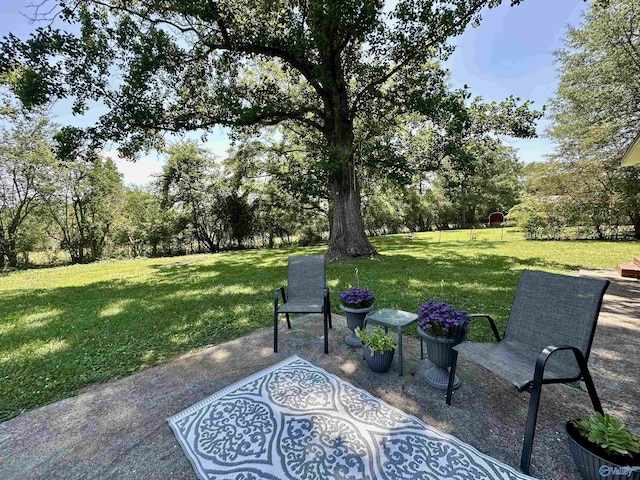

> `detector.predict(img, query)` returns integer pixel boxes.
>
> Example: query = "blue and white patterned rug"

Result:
[168,356,536,480]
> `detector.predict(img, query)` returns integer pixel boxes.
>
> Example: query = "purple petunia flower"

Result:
[418,299,469,338]
[339,288,375,309]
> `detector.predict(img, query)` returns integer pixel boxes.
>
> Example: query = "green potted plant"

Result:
[417,299,470,390]
[567,412,640,480]
[339,287,375,347]
[355,326,396,373]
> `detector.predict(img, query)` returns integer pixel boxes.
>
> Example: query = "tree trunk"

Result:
[326,166,376,261]
[323,80,376,261]
[7,251,18,268]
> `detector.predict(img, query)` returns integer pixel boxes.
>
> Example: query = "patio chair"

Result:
[446,269,609,474]
[273,255,332,354]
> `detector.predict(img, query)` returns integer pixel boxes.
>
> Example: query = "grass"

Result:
[1,228,638,421]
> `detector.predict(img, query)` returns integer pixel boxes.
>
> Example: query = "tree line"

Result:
[0,101,523,268]
[0,0,541,261]
[508,0,640,241]
[2,0,638,266]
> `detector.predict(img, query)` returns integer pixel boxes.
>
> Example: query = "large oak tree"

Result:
[1,0,539,260]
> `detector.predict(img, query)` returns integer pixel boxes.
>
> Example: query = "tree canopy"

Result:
[0,0,541,259]
[548,0,640,238]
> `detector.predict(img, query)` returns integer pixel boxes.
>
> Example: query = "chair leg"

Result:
[446,350,459,405]
[581,367,604,415]
[274,310,279,353]
[520,378,543,474]
[286,313,291,329]
[323,311,329,354]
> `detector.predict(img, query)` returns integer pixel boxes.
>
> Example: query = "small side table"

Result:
[364,308,419,376]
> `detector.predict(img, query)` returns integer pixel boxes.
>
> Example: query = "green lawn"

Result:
[1,228,638,421]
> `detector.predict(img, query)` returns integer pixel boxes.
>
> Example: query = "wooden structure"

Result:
[618,256,640,279]
[488,211,504,227]
[622,133,640,166]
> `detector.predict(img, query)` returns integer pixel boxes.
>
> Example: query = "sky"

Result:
[0,0,588,186]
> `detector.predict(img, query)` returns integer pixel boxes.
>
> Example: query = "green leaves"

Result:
[355,326,396,353]
[579,413,640,457]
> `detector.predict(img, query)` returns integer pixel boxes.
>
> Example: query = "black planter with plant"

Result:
[567,412,640,480]
[355,326,396,373]
[417,299,470,390]
[339,287,375,348]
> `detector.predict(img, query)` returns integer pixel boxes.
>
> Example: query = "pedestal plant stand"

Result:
[417,299,470,390]
[338,287,375,348]
[418,326,465,390]
[341,305,374,347]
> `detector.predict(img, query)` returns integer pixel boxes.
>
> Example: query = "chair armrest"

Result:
[274,287,286,309]
[533,345,588,386]
[468,314,502,342]
[534,345,604,414]
[323,287,330,311]
[452,313,473,344]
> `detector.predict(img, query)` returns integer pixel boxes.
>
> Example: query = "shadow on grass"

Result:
[0,241,622,422]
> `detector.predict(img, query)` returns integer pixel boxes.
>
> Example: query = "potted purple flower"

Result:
[339,288,375,347]
[417,299,470,390]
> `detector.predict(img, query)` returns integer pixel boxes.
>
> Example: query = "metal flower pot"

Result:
[363,346,395,373]
[418,326,466,390]
[340,304,373,347]
[566,421,640,480]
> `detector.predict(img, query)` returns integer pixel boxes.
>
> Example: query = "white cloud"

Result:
[103,150,165,187]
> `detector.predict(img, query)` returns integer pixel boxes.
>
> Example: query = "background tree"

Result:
[0,104,55,267]
[549,0,640,238]
[114,186,178,257]
[161,142,227,254]
[437,139,521,227]
[46,128,123,263]
[0,0,541,260]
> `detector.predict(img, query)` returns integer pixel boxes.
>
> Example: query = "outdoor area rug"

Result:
[167,355,536,480]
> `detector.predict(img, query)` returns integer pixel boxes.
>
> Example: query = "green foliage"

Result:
[511,158,638,240]
[45,150,124,263]
[548,0,640,239]
[355,326,396,354]
[0,104,56,267]
[579,413,640,457]
[437,139,522,227]
[161,142,234,252]
[0,0,543,259]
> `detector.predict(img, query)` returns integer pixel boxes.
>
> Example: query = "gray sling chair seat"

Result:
[446,269,610,475]
[273,255,332,354]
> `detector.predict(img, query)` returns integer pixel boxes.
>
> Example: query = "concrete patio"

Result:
[0,270,638,480]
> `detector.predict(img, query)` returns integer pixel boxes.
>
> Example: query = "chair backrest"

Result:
[287,256,326,303]
[503,270,609,379]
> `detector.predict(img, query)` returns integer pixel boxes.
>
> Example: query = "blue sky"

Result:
[0,0,587,185]
[445,0,587,164]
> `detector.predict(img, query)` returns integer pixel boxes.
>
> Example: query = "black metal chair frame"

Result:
[273,277,332,354]
[446,307,605,475]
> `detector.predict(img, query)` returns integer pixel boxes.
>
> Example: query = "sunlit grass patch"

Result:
[0,230,637,421]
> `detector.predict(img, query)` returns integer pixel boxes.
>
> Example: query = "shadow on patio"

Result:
[0,269,637,480]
